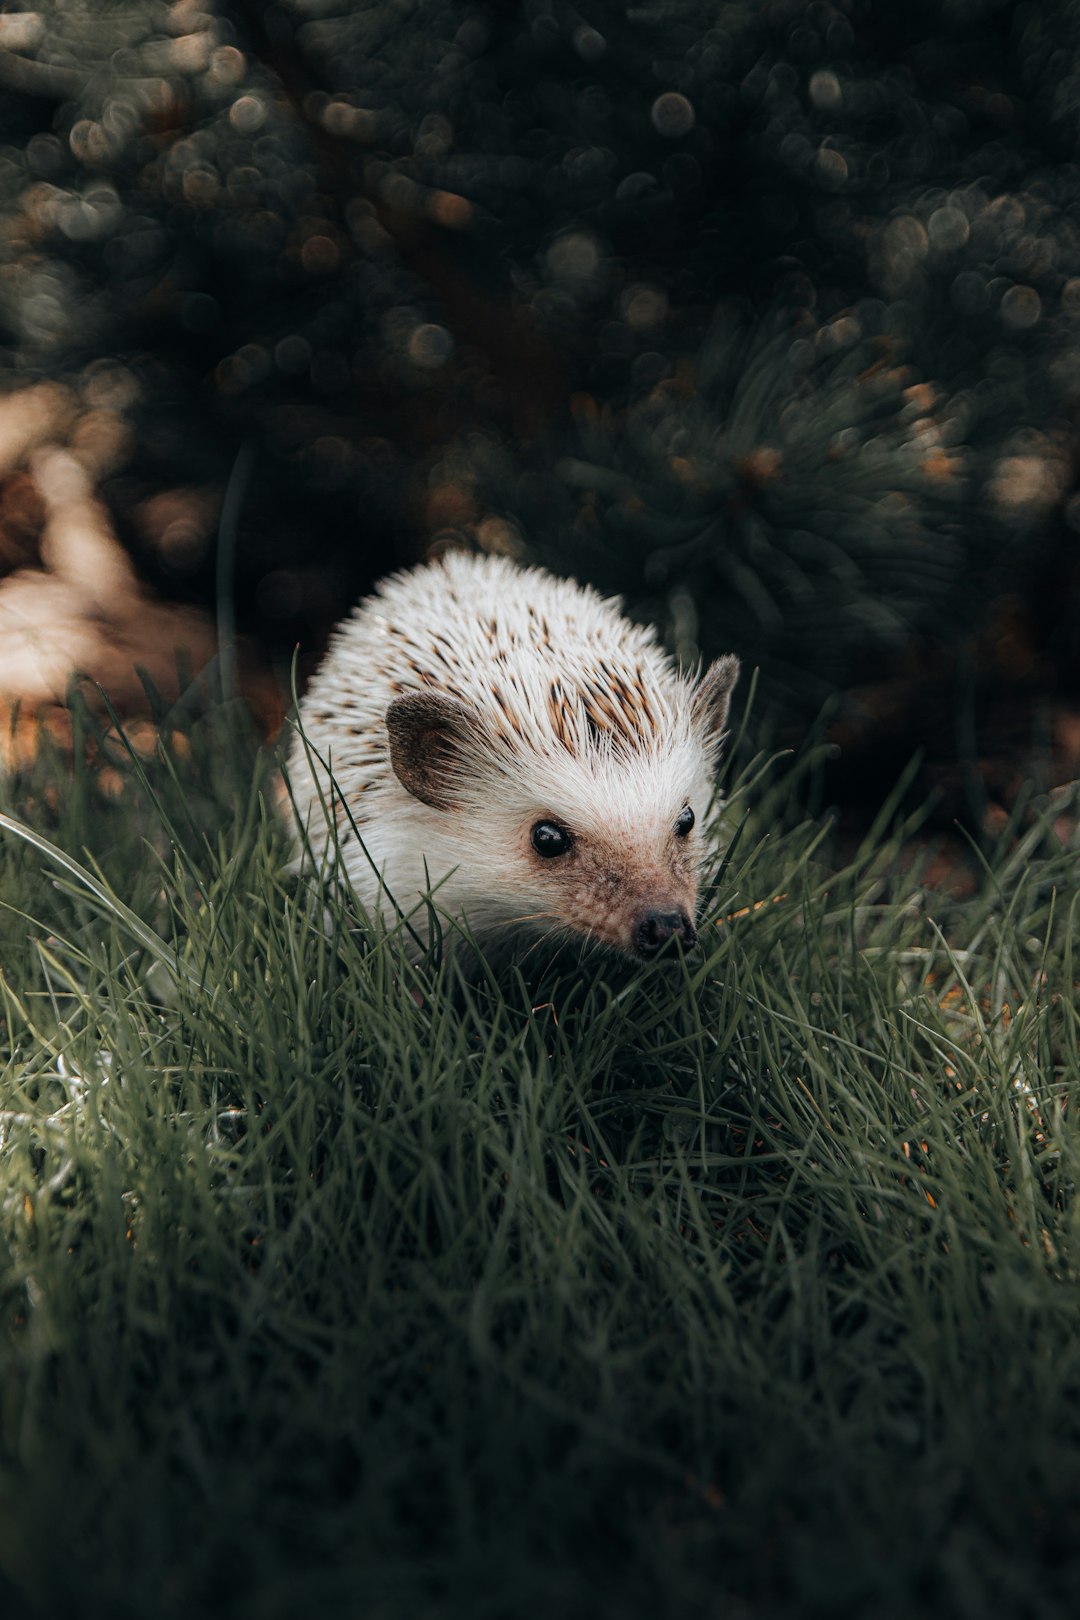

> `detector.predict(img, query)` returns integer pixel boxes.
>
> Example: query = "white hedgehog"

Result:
[287,550,739,961]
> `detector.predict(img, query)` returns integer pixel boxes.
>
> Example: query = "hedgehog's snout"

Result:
[633,908,697,960]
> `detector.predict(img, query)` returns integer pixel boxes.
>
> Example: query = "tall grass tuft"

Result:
[1,699,1079,1618]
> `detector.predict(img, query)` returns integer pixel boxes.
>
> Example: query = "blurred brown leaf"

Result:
[0,387,280,766]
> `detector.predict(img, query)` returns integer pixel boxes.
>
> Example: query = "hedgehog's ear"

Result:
[691,654,740,742]
[386,691,481,810]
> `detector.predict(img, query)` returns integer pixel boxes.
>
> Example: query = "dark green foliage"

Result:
[1,2,1079,706]
[2,715,1080,1617]
[514,307,972,704]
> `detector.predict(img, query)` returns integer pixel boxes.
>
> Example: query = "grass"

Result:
[1,698,1080,1618]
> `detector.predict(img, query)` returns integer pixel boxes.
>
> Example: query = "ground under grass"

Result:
[1,704,1079,1619]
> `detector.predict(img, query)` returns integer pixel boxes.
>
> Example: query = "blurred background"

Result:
[0,0,1078,847]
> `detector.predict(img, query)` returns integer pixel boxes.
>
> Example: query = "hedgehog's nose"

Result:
[634,909,697,959]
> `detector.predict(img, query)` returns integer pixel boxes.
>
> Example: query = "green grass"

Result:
[2,702,1080,1619]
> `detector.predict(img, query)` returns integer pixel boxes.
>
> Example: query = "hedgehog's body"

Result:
[288,551,738,961]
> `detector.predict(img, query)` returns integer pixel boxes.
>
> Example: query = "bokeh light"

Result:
[0,0,1076,793]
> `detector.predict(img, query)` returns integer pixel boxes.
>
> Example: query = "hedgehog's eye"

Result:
[531,820,572,858]
[674,806,695,838]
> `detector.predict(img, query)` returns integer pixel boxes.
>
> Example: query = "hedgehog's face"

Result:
[516,797,702,958]
[385,655,739,961]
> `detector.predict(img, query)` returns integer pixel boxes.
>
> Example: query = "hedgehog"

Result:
[287,550,739,962]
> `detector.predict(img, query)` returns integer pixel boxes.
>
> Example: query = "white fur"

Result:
[287,551,733,954]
